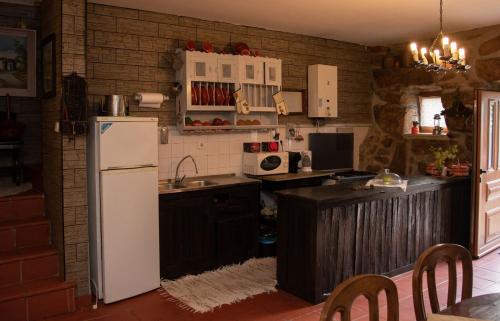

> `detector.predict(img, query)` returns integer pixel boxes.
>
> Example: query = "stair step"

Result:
[0,192,44,223]
[0,218,51,252]
[0,278,76,321]
[0,246,59,287]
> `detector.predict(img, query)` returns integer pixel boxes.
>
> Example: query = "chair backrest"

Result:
[320,274,399,321]
[412,243,473,321]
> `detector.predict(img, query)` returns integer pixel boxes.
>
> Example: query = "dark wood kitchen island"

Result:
[275,176,471,303]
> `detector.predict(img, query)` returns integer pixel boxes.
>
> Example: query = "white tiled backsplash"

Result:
[158,125,371,180]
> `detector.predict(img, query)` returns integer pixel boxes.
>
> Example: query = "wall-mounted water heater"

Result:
[307,64,338,118]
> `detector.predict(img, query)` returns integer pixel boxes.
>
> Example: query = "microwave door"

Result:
[260,155,282,172]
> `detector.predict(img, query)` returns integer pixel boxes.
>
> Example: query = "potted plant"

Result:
[427,145,459,177]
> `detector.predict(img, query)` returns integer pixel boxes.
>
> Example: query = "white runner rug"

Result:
[160,257,277,313]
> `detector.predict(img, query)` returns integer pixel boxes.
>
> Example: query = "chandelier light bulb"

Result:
[420,47,428,64]
[410,43,419,62]
[434,49,442,64]
[458,48,466,65]
[442,36,450,56]
[450,42,458,60]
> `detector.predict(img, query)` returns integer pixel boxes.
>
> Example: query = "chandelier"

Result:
[409,0,470,73]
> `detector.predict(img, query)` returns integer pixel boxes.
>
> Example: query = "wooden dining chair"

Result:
[412,243,473,321]
[320,274,399,321]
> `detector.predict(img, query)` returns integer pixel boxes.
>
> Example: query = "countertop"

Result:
[275,175,470,205]
[158,174,260,195]
[246,170,334,182]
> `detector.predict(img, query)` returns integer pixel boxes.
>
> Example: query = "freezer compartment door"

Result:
[98,120,158,170]
[100,166,160,303]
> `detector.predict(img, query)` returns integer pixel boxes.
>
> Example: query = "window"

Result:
[419,96,447,133]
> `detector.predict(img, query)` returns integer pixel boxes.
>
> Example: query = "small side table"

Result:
[0,141,24,186]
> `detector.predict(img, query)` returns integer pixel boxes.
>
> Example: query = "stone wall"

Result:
[0,2,42,165]
[85,3,372,126]
[360,24,500,175]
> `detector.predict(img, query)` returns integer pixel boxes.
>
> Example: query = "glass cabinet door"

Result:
[187,52,217,82]
[217,56,238,83]
[238,56,264,84]
[264,59,281,86]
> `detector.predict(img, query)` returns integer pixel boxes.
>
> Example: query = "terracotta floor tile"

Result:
[474,267,500,282]
[45,253,500,321]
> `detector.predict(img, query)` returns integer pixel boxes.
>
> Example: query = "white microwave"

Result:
[243,152,289,176]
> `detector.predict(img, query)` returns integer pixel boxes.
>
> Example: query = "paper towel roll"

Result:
[135,93,168,108]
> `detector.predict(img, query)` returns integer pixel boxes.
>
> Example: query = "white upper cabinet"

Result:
[264,58,282,86]
[238,56,264,84]
[185,51,218,82]
[217,55,238,83]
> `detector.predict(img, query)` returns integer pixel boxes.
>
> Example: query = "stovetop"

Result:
[331,170,377,181]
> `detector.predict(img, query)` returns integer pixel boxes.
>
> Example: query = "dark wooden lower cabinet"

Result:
[276,176,471,303]
[159,193,213,279]
[216,213,258,266]
[159,183,259,279]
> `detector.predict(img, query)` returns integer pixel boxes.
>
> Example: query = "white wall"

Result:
[158,124,371,180]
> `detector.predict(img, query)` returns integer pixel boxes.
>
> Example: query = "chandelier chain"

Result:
[440,0,443,32]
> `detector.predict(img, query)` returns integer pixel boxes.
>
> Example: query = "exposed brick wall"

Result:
[40,0,64,287]
[0,2,42,165]
[61,0,88,296]
[85,3,373,126]
[41,0,89,296]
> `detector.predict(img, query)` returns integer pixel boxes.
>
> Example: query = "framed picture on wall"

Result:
[41,33,56,98]
[0,27,36,97]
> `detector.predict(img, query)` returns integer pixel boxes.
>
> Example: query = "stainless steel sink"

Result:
[160,179,185,190]
[162,183,185,190]
[183,180,216,188]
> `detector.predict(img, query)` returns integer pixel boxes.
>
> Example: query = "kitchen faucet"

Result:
[175,155,198,183]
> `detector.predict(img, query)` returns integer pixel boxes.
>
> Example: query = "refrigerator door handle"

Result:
[106,164,156,170]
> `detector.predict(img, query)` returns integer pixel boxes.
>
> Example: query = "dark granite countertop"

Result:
[246,170,334,182]
[275,175,470,205]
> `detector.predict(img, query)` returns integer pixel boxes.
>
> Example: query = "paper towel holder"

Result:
[134,92,170,108]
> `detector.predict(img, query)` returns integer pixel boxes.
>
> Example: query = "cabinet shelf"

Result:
[183,125,234,131]
[187,105,236,112]
[234,124,279,130]
[181,124,278,133]
[249,107,277,113]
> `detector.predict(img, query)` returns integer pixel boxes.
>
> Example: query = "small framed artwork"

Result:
[41,33,56,98]
[282,89,307,114]
[0,27,36,97]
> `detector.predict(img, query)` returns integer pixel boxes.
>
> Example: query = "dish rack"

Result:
[174,50,282,133]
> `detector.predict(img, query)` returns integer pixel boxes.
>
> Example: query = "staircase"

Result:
[0,191,76,321]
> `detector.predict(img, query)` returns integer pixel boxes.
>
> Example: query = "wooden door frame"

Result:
[471,89,500,258]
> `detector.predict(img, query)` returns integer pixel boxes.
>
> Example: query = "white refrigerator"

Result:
[87,116,160,304]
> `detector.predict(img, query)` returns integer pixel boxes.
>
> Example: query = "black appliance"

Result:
[288,152,302,173]
[332,170,376,182]
[309,133,353,171]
